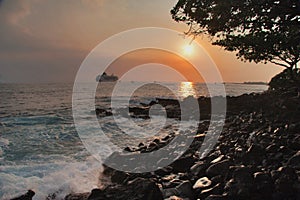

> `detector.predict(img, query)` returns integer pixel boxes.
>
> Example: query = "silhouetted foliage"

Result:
[171,0,300,70]
[269,68,300,91]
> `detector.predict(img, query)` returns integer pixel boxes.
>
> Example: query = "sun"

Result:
[183,45,193,55]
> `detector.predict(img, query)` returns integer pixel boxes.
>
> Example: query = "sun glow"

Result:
[183,45,194,55]
[179,82,196,98]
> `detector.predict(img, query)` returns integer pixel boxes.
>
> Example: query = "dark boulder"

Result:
[253,172,273,198]
[87,189,103,200]
[287,151,300,169]
[88,178,163,200]
[204,194,228,200]
[95,108,112,117]
[171,156,195,173]
[274,167,298,198]
[110,170,129,184]
[163,181,195,200]
[206,159,231,177]
[190,162,208,177]
[176,181,194,200]
[10,190,35,200]
[65,192,90,200]
[198,183,223,199]
[245,144,265,164]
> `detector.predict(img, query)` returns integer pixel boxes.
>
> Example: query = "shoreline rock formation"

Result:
[11,90,300,200]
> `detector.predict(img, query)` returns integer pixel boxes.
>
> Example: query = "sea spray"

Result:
[0,156,102,200]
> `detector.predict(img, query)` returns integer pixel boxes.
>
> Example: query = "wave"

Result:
[0,156,102,200]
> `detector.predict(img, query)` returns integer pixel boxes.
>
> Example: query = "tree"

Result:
[171,0,300,71]
[269,68,299,91]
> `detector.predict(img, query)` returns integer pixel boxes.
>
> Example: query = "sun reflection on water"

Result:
[179,82,196,98]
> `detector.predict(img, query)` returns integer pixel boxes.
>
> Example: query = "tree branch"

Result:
[269,60,290,68]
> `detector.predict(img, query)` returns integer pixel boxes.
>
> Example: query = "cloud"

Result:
[0,0,36,35]
[0,0,184,83]
[81,0,106,7]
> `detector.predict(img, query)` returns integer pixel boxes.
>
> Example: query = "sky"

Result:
[0,0,283,83]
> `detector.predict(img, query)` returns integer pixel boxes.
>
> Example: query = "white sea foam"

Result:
[0,138,9,159]
[0,156,102,200]
[0,138,9,146]
[0,147,3,158]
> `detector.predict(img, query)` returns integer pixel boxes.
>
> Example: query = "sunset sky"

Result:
[0,0,283,83]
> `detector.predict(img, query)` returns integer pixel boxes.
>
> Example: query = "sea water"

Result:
[0,82,268,199]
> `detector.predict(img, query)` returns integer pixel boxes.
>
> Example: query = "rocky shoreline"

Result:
[12,90,300,200]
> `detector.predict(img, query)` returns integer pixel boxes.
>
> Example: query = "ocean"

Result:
[0,82,268,199]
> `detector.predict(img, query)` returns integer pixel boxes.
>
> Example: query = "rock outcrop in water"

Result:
[10,190,35,200]
[11,90,300,200]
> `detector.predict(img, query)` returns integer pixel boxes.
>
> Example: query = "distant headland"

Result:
[243,81,268,85]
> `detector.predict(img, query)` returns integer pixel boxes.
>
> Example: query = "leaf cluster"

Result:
[171,0,300,68]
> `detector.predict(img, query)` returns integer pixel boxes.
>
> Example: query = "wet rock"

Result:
[204,194,228,200]
[129,106,149,116]
[231,167,254,198]
[190,162,208,176]
[192,133,206,141]
[138,142,144,147]
[89,178,163,200]
[171,156,195,173]
[193,177,212,189]
[153,138,161,144]
[162,135,172,141]
[274,167,298,196]
[224,175,252,199]
[155,166,172,176]
[163,181,194,200]
[287,150,300,168]
[162,188,179,199]
[146,142,159,152]
[245,144,265,164]
[206,159,231,177]
[224,178,238,197]
[232,166,253,183]
[10,190,35,200]
[210,175,222,184]
[110,170,129,184]
[101,164,115,176]
[164,196,185,200]
[176,181,194,200]
[95,108,112,117]
[87,189,102,200]
[198,183,222,199]
[265,144,278,153]
[210,155,225,164]
[170,177,185,187]
[65,192,89,200]
[219,144,230,155]
[288,135,300,150]
[253,172,273,197]
[123,146,134,152]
